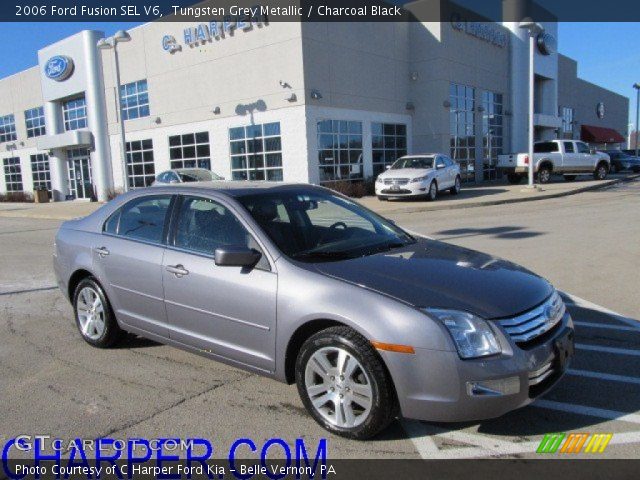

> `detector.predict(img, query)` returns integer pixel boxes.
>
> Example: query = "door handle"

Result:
[166,264,189,277]
[94,246,110,258]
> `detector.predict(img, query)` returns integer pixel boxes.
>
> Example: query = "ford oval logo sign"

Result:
[44,55,74,82]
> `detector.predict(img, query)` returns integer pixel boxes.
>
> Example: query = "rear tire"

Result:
[295,326,397,440]
[427,180,438,201]
[73,277,123,348]
[450,175,461,195]
[507,173,523,185]
[537,165,552,184]
[593,162,609,180]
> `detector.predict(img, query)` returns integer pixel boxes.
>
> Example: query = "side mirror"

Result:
[214,246,261,267]
[385,165,392,170]
[436,163,445,169]
[169,179,179,184]
[590,148,597,154]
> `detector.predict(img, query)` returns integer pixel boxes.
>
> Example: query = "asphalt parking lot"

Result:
[1,179,639,459]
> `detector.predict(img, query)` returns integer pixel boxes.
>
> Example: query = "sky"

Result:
[0,22,638,126]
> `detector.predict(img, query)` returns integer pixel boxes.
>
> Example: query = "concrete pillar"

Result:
[82,31,113,202]
[43,102,68,201]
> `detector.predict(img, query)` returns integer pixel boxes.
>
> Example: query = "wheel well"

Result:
[597,160,609,169]
[284,319,345,384]
[67,269,93,300]
[539,160,553,171]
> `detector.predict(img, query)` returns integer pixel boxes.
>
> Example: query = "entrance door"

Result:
[67,148,93,199]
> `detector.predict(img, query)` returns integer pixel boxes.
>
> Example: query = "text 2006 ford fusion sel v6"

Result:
[53,183,574,439]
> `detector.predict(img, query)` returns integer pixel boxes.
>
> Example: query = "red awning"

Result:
[581,125,625,144]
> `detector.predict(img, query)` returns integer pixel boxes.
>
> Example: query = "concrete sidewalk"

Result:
[358,173,640,215]
[0,173,637,220]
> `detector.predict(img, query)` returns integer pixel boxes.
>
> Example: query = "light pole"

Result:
[97,30,132,192]
[519,19,544,189]
[634,83,640,159]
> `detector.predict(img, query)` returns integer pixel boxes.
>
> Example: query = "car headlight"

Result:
[410,175,430,183]
[425,309,501,359]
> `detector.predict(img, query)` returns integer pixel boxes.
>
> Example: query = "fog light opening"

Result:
[466,377,520,397]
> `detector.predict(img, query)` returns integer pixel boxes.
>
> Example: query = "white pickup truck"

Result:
[497,140,610,184]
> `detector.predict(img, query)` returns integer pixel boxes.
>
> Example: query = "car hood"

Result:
[311,238,553,319]
[378,168,433,179]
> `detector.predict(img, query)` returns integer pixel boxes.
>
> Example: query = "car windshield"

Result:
[390,157,434,170]
[238,190,415,262]
[178,170,213,182]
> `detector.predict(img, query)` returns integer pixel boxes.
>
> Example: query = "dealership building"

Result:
[0,7,630,201]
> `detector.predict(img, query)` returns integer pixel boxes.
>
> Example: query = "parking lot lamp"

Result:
[634,84,640,159]
[98,30,132,193]
[519,20,544,188]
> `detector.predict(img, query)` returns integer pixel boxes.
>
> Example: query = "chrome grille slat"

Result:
[383,178,409,185]
[498,293,565,345]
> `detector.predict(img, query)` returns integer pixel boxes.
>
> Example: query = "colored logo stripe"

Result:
[537,433,565,453]
[537,433,613,454]
[560,433,589,453]
[584,433,613,453]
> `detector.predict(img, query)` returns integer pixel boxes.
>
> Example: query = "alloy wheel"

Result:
[76,286,106,340]
[304,347,373,428]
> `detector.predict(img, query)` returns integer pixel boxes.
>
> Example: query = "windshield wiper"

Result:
[291,250,356,262]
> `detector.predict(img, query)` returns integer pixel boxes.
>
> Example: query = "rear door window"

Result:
[534,142,558,153]
[576,142,591,153]
[564,142,575,153]
[109,195,172,244]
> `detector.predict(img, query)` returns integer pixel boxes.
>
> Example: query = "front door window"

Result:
[67,148,93,199]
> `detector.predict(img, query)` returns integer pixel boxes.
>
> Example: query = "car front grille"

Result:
[498,292,566,347]
[383,178,409,185]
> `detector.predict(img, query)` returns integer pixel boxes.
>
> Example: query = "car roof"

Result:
[398,153,441,158]
[144,181,327,198]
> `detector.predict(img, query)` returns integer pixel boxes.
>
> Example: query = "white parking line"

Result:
[576,343,640,357]
[400,420,440,457]
[402,420,640,459]
[568,368,640,385]
[563,293,640,330]
[533,399,640,425]
[574,321,640,332]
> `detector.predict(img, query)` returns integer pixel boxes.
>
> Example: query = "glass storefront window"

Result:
[3,157,22,192]
[449,83,476,182]
[560,106,575,139]
[317,120,363,183]
[481,91,504,181]
[126,139,155,188]
[371,123,407,176]
[62,97,87,131]
[169,132,211,170]
[229,122,282,181]
[30,153,51,195]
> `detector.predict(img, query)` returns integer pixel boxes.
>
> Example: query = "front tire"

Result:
[73,277,123,348]
[594,162,609,180]
[450,175,461,195]
[295,326,397,440]
[427,180,438,201]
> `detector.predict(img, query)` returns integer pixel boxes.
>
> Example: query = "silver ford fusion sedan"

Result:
[53,182,574,439]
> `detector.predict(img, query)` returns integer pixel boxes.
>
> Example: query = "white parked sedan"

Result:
[375,154,461,201]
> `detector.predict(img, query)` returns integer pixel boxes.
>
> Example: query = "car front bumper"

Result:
[381,313,574,422]
[375,181,429,198]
